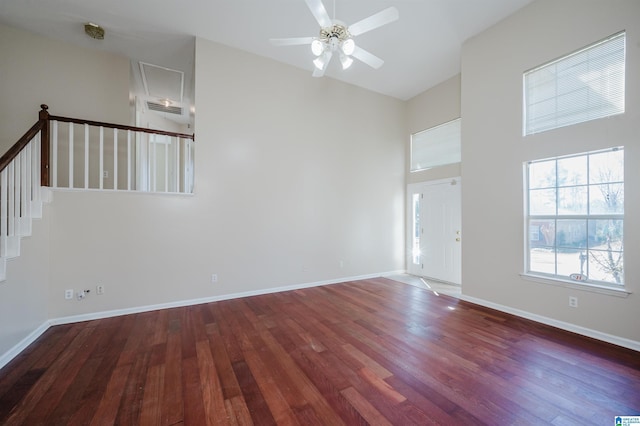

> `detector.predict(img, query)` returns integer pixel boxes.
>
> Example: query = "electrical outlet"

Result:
[211,274,218,283]
[103,170,109,178]
[96,284,105,295]
[65,289,74,300]
[77,290,86,300]
[569,296,578,308]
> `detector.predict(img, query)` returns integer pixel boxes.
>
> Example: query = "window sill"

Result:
[520,273,631,298]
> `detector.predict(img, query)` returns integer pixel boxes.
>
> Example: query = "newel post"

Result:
[39,104,50,187]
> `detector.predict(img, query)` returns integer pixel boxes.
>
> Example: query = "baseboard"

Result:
[0,320,51,370]
[459,294,640,352]
[50,271,402,326]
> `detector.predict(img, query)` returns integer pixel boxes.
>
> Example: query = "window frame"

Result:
[524,147,625,291]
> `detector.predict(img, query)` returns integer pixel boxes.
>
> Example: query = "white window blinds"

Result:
[524,32,625,136]
[410,118,461,172]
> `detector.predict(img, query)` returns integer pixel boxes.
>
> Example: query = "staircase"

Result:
[0,106,49,281]
[0,105,195,281]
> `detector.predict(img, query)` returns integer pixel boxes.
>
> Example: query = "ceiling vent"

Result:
[139,62,184,102]
[146,101,183,115]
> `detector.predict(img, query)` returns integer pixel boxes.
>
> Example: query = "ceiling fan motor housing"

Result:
[318,24,353,56]
[320,23,350,44]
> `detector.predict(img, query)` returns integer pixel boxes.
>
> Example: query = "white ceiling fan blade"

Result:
[270,37,314,46]
[348,7,399,36]
[304,0,332,28]
[351,46,384,69]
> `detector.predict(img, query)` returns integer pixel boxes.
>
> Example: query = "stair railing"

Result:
[47,106,195,194]
[0,106,48,271]
[0,105,195,280]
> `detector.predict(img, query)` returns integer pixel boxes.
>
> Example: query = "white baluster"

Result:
[176,138,181,193]
[52,121,58,188]
[31,134,42,218]
[84,124,89,189]
[164,139,169,192]
[113,128,118,190]
[1,169,7,257]
[8,163,14,239]
[68,122,74,189]
[151,136,157,193]
[21,148,31,236]
[184,139,189,194]
[99,127,104,190]
[127,130,132,191]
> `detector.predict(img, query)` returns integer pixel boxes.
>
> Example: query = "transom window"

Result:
[410,118,461,172]
[525,147,624,286]
[524,32,625,135]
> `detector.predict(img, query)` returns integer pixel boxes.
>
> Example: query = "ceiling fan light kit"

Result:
[270,0,398,77]
[340,53,353,70]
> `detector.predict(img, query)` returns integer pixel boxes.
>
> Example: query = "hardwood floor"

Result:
[0,277,638,425]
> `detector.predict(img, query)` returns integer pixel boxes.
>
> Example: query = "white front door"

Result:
[407,178,461,284]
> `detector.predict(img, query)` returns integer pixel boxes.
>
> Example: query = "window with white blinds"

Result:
[524,32,625,136]
[410,118,461,172]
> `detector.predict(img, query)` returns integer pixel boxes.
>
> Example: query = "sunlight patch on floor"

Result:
[384,273,461,298]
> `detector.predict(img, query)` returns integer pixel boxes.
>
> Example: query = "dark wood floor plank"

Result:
[286,344,369,425]
[0,277,638,425]
[89,364,132,426]
[232,360,276,425]
[340,386,393,426]
[139,363,165,426]
[0,325,72,399]
[162,311,184,426]
[3,326,98,425]
[196,339,229,425]
[115,350,150,425]
[255,328,345,426]
[226,394,254,426]
[240,341,300,424]
[207,323,244,401]
[182,356,206,425]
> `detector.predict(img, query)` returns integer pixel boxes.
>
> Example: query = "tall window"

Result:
[525,147,624,286]
[524,32,625,135]
[410,118,461,171]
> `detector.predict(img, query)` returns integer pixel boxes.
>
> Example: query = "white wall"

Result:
[44,38,406,318]
[406,74,461,184]
[0,203,50,359]
[0,24,130,151]
[0,24,130,359]
[461,0,640,343]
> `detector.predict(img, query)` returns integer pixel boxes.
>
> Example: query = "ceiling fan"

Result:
[270,0,399,77]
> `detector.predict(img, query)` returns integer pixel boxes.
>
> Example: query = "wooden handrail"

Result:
[49,115,195,140]
[0,119,45,173]
[1,104,195,187]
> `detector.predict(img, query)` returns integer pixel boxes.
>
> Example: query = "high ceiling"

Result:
[0,0,533,105]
